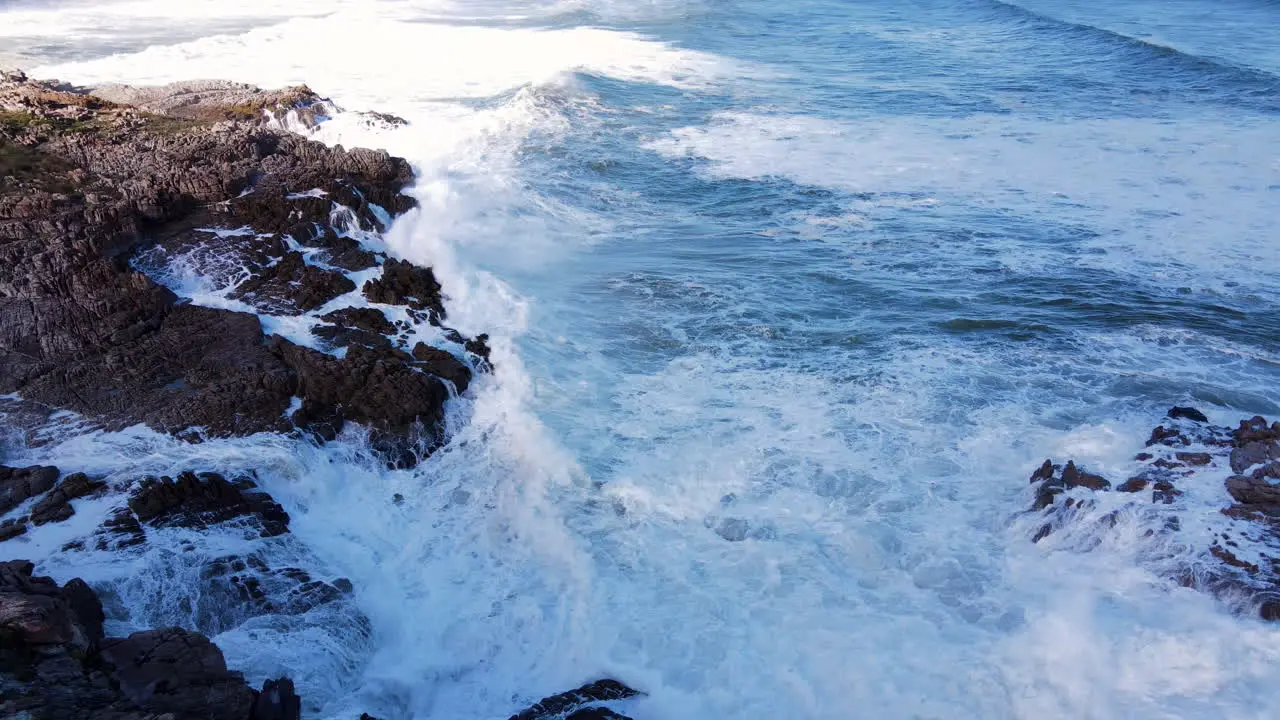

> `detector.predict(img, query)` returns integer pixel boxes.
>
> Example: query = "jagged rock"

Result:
[98,628,257,718]
[127,471,289,537]
[1225,475,1280,508]
[231,250,356,313]
[1117,477,1148,493]
[0,464,58,514]
[465,333,492,361]
[314,307,396,350]
[0,559,304,719]
[0,518,27,540]
[0,72,449,445]
[1230,441,1279,474]
[201,554,350,619]
[322,307,395,335]
[1235,416,1280,445]
[88,80,321,123]
[509,679,641,720]
[251,677,302,720]
[30,472,105,525]
[363,258,446,321]
[0,559,103,649]
[98,506,146,549]
[1169,406,1209,423]
[275,340,449,439]
[1061,461,1110,490]
[412,342,472,393]
[1027,412,1280,622]
[567,709,633,720]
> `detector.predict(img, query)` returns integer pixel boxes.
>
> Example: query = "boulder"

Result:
[363,258,446,322]
[1168,406,1209,423]
[509,679,641,720]
[412,342,472,393]
[0,464,59,514]
[98,628,257,718]
[29,472,106,525]
[127,471,289,537]
[0,557,304,719]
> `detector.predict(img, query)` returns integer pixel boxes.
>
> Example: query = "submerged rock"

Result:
[1025,407,1280,621]
[509,679,641,720]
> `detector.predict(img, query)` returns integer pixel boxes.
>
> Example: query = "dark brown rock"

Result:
[509,679,641,720]
[1210,545,1259,573]
[1061,461,1109,491]
[1117,477,1148,493]
[363,258,446,321]
[1175,452,1212,466]
[276,340,449,438]
[322,307,395,335]
[465,333,492,362]
[1230,441,1279,474]
[98,628,256,718]
[0,464,58,514]
[231,250,356,313]
[1152,479,1181,504]
[251,677,302,720]
[1029,459,1054,484]
[412,342,472,393]
[127,471,289,537]
[1225,475,1280,508]
[0,554,301,720]
[1234,416,1279,445]
[1168,406,1209,423]
[0,517,28,541]
[567,709,633,720]
[313,307,396,350]
[1260,598,1280,622]
[1147,425,1189,447]
[0,72,437,442]
[0,559,103,649]
[29,472,105,525]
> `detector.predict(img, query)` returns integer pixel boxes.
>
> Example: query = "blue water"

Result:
[7,0,1280,717]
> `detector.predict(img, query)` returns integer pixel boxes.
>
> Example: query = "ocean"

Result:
[3,0,1280,717]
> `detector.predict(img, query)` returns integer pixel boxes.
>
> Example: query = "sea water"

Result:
[3,0,1280,717]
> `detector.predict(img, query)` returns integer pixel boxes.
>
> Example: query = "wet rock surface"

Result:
[1026,407,1280,620]
[0,70,486,453]
[509,679,641,720]
[0,69,501,719]
[0,464,58,514]
[362,258,447,322]
[0,558,297,720]
[126,470,289,537]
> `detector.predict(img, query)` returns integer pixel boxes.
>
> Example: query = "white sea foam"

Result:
[646,111,1280,299]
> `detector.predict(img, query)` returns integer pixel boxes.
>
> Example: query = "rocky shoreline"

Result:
[0,70,641,719]
[1027,408,1280,621]
[8,66,1275,719]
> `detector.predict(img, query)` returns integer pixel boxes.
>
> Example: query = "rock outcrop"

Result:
[509,679,641,720]
[1,70,484,460]
[0,68,499,718]
[1026,407,1280,619]
[0,559,300,720]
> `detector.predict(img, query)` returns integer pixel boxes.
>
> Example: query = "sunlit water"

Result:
[3,0,1280,718]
